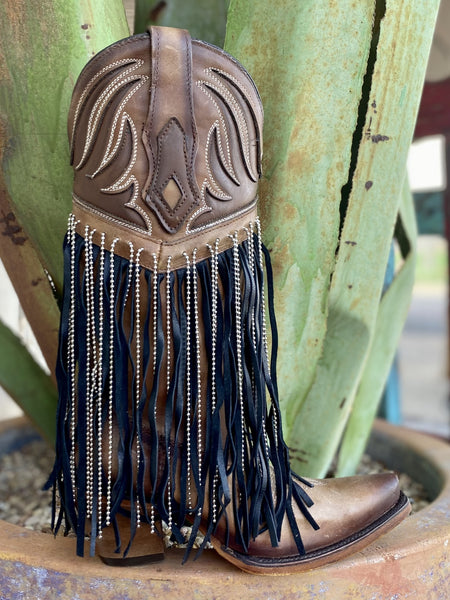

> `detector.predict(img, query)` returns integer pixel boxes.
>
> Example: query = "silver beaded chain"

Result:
[231,233,245,474]
[208,240,220,523]
[134,247,144,529]
[246,223,268,455]
[255,217,269,373]
[123,242,135,307]
[97,233,105,538]
[246,223,256,356]
[85,227,97,519]
[182,252,193,511]
[150,252,158,534]
[246,224,257,356]
[84,226,92,517]
[65,214,74,424]
[244,225,256,399]
[192,248,203,518]
[165,255,173,530]
[68,215,78,497]
[255,217,278,442]
[72,220,268,534]
[208,239,219,414]
[106,238,119,527]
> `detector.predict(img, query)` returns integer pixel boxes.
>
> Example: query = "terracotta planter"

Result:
[0,418,448,599]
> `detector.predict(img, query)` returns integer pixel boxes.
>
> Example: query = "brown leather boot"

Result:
[47,26,410,574]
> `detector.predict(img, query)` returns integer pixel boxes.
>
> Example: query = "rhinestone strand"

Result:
[135,247,144,528]
[84,226,92,517]
[88,228,98,519]
[209,239,219,413]
[246,224,257,352]
[96,233,105,537]
[106,238,119,527]
[208,240,219,523]
[231,233,245,474]
[255,217,278,442]
[192,248,203,516]
[123,242,134,306]
[68,215,77,496]
[65,214,75,425]
[150,252,158,533]
[244,226,256,400]
[166,255,173,530]
[182,252,193,511]
[247,224,270,460]
[85,227,96,518]
[255,218,269,372]
[88,229,99,520]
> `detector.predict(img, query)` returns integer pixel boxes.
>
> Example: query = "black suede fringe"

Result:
[45,218,316,560]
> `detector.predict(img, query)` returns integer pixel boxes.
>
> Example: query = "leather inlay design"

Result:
[199,68,259,183]
[68,28,264,239]
[146,117,201,232]
[162,177,182,210]
[143,28,201,233]
[70,57,153,232]
[186,67,261,233]
[70,58,140,164]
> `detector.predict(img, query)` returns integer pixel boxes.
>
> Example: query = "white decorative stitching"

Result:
[106,237,119,527]
[185,197,257,235]
[99,111,153,234]
[196,80,238,186]
[202,69,257,182]
[73,195,153,237]
[70,58,142,154]
[75,69,145,170]
[89,78,147,178]
[203,122,232,200]
[73,58,152,234]
[212,67,261,126]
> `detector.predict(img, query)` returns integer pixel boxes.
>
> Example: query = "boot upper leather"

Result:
[68,27,263,250]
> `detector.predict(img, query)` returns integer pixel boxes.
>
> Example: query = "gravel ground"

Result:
[0,438,54,532]
[0,437,430,537]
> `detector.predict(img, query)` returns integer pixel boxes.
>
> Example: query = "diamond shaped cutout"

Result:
[162,177,182,210]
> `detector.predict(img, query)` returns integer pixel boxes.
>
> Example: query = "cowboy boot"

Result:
[47,26,410,574]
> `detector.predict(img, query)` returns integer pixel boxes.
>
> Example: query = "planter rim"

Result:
[0,418,448,599]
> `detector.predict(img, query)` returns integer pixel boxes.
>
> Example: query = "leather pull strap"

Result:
[143,26,201,233]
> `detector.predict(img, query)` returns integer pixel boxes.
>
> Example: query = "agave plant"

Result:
[0,0,440,479]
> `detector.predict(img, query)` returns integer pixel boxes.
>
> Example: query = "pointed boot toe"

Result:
[302,472,406,551]
[215,472,410,575]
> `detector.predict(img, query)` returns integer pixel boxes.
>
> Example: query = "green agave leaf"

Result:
[226,0,439,476]
[0,320,58,445]
[0,180,60,376]
[225,0,375,442]
[336,180,417,476]
[135,0,229,47]
[290,1,439,477]
[0,0,130,297]
[0,0,129,433]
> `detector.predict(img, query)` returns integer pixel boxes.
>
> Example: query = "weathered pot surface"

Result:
[0,418,448,599]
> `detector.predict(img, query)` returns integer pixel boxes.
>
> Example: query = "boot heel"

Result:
[98,513,165,567]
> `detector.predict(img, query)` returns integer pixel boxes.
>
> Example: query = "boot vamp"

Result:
[243,472,401,558]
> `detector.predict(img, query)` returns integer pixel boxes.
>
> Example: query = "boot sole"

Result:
[98,514,165,567]
[210,491,411,575]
